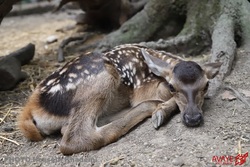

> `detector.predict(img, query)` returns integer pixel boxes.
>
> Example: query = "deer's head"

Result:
[141,49,222,127]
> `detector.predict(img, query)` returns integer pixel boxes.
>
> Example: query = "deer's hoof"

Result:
[152,110,165,129]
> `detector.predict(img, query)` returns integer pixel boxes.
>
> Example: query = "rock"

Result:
[0,43,34,90]
[172,157,184,166]
[46,35,58,44]
[3,126,14,132]
[220,90,236,101]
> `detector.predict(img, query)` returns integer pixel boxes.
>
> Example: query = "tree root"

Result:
[208,12,237,97]
[139,33,194,54]
[94,0,174,52]
[57,33,95,62]
[223,85,250,108]
[77,42,100,53]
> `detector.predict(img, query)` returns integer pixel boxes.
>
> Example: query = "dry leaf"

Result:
[221,90,236,101]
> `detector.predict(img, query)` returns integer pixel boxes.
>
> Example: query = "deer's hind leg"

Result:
[60,98,161,155]
[59,67,131,155]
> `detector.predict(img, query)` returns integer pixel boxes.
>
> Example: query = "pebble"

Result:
[46,35,58,44]
[172,157,184,166]
[3,126,14,132]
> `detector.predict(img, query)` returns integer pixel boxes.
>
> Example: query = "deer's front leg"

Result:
[98,100,162,146]
[152,98,177,129]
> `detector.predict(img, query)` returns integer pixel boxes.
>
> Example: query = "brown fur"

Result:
[18,90,43,141]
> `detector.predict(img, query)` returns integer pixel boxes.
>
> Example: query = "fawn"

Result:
[18,44,222,155]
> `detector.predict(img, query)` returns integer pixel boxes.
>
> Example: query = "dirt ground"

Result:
[0,11,249,167]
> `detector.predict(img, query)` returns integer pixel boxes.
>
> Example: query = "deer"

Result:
[18,44,222,155]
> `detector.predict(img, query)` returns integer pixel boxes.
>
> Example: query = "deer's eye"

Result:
[204,82,209,91]
[168,84,176,93]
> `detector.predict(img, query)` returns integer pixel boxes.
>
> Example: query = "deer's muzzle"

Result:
[182,105,203,127]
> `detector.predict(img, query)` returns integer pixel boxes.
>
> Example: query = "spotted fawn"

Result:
[18,44,222,155]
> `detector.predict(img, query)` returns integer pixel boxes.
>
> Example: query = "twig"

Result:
[0,104,13,125]
[0,103,12,110]
[58,33,94,62]
[0,132,17,136]
[0,135,20,145]
[223,85,250,108]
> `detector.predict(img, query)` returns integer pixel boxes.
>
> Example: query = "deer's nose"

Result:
[183,113,203,127]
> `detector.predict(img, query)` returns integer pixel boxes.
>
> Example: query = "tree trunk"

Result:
[97,0,186,51]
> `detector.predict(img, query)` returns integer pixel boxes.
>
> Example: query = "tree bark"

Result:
[238,0,250,51]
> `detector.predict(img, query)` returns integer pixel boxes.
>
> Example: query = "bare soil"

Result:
[0,12,249,167]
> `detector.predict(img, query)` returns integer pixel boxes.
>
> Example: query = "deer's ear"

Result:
[202,62,222,79]
[141,49,171,78]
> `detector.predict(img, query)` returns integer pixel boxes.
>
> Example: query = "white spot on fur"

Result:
[132,58,139,63]
[129,77,133,83]
[126,71,130,78]
[125,64,130,70]
[48,84,62,94]
[132,67,136,75]
[40,86,46,92]
[76,78,83,85]
[136,78,141,86]
[166,59,171,64]
[69,73,78,78]
[139,62,144,67]
[142,72,145,78]
[59,68,67,75]
[91,64,97,68]
[46,79,56,86]
[109,51,114,55]
[66,83,76,91]
[76,65,83,70]
[84,70,90,75]
[128,62,133,69]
